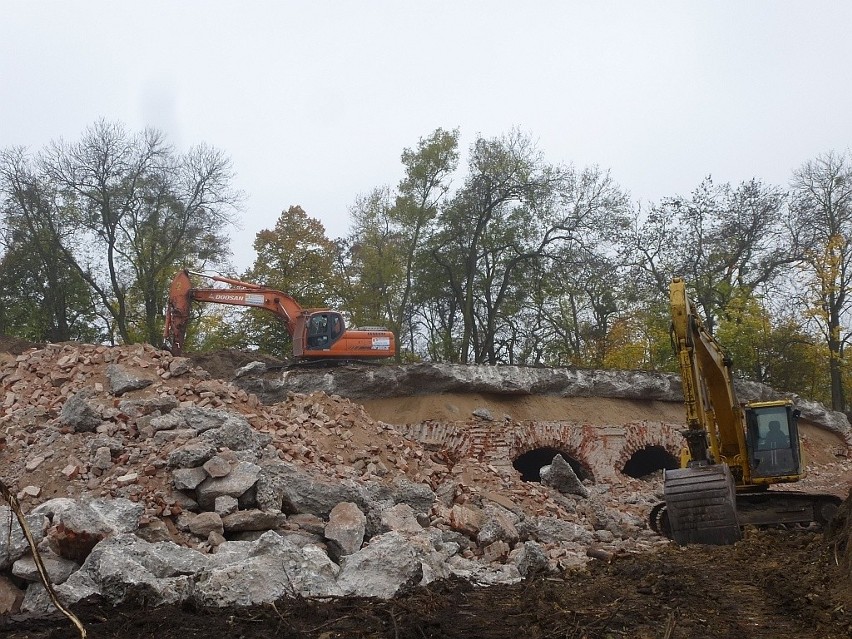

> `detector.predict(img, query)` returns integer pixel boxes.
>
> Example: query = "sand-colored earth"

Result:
[361,393,685,425]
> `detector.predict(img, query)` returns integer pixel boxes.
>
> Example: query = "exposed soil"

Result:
[1,340,851,638]
[0,335,44,356]
[361,394,686,425]
[186,348,287,379]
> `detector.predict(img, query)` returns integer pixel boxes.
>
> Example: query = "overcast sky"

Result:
[2,2,851,271]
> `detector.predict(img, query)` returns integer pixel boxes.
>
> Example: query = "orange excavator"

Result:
[163,269,395,361]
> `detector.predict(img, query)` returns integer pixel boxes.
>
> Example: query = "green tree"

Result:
[338,129,459,361]
[715,289,776,382]
[429,130,567,363]
[491,165,631,367]
[762,318,827,401]
[391,128,459,358]
[538,248,631,368]
[241,205,338,355]
[0,147,100,342]
[789,150,852,411]
[409,245,461,362]
[338,189,404,331]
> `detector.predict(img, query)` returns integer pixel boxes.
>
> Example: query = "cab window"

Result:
[747,406,798,477]
[307,314,330,348]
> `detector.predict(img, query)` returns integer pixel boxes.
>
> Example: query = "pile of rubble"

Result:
[0,342,742,614]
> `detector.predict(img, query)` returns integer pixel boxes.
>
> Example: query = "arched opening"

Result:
[622,445,679,479]
[513,447,593,483]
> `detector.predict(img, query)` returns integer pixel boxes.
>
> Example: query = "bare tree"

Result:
[38,120,241,345]
[627,177,789,335]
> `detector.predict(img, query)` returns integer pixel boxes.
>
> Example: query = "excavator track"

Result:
[735,490,842,527]
[650,474,843,543]
[660,465,741,545]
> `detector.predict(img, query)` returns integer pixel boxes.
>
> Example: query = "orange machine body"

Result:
[163,270,395,360]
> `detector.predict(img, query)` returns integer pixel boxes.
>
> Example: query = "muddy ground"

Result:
[1,339,851,638]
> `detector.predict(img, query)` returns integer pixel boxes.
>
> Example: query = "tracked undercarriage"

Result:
[649,464,843,544]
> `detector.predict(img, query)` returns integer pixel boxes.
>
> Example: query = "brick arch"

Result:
[505,423,596,483]
[391,418,689,483]
[615,423,684,474]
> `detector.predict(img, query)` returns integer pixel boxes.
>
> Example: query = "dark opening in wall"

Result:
[622,445,679,479]
[513,447,593,483]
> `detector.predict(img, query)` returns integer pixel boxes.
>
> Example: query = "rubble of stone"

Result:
[0,341,848,616]
[541,454,590,498]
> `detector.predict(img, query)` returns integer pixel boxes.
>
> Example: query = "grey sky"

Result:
[2,2,851,271]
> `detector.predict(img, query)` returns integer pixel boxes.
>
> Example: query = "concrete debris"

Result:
[324,502,367,558]
[337,531,423,598]
[221,509,286,532]
[214,495,238,517]
[380,503,422,534]
[187,511,224,537]
[195,461,261,509]
[106,364,154,396]
[541,454,591,498]
[17,485,41,499]
[0,509,48,570]
[59,390,103,433]
[0,341,849,613]
[12,552,79,584]
[512,540,549,577]
[243,362,683,402]
[472,407,493,421]
[0,574,24,615]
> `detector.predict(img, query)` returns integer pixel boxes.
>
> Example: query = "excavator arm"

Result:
[164,269,302,355]
[663,278,744,545]
[670,277,750,481]
[162,269,195,356]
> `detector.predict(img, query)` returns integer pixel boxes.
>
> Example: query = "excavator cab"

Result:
[744,402,802,481]
[305,312,345,349]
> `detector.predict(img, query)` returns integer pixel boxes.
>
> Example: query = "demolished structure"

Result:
[0,341,850,615]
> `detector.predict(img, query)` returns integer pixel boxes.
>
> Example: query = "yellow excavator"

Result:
[650,277,841,545]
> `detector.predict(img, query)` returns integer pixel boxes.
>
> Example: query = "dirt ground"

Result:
[1,338,851,638]
[4,527,851,639]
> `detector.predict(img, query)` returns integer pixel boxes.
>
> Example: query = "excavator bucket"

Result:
[663,464,742,546]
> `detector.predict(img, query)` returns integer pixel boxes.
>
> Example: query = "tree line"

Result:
[2,120,852,413]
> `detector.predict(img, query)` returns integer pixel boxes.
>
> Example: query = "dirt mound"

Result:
[0,340,282,380]
[6,529,851,639]
[0,335,42,355]
[0,335,43,373]
[186,348,286,379]
[0,342,435,514]
[827,487,852,588]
